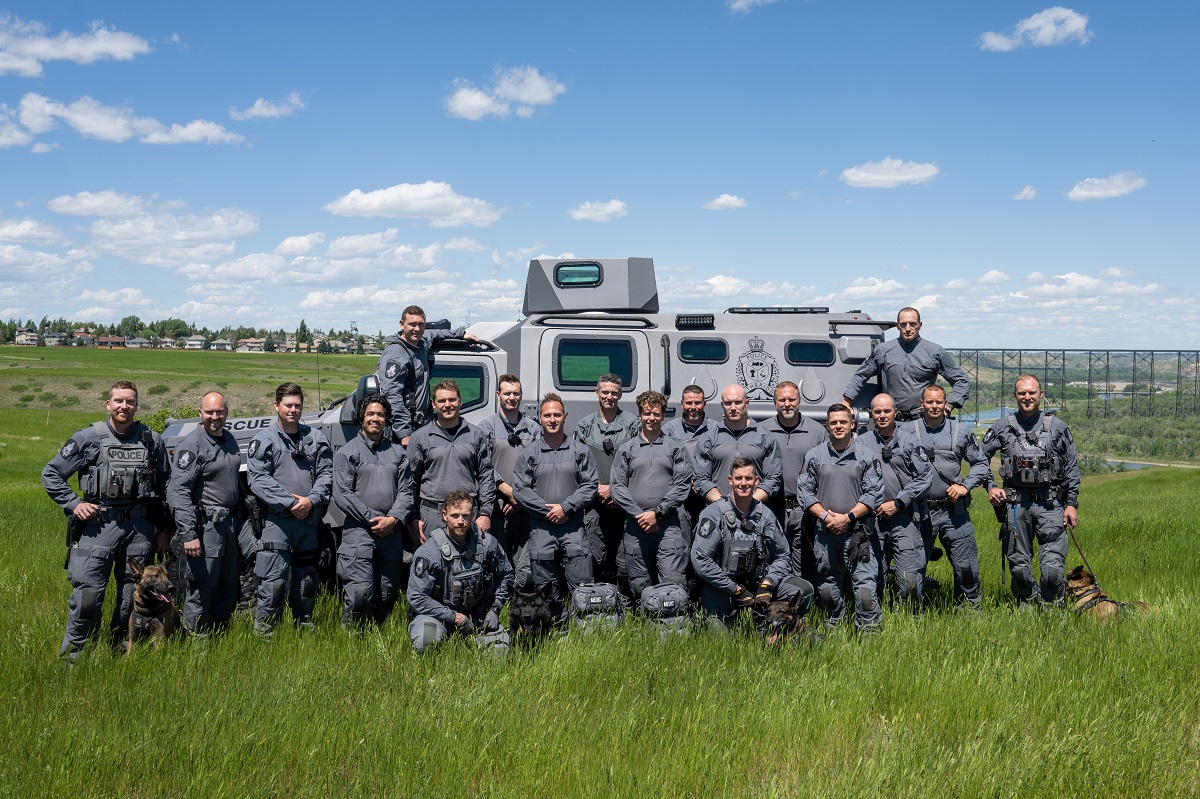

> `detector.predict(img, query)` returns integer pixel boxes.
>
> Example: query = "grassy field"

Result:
[1,405,1198,798]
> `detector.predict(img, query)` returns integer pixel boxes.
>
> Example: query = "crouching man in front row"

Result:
[407,491,513,652]
[691,457,813,632]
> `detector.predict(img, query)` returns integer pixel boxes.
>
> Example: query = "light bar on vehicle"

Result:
[725,306,830,314]
[675,314,716,330]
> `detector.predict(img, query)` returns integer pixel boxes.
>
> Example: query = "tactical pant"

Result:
[676,491,705,548]
[183,517,240,635]
[1003,497,1069,604]
[408,612,510,653]
[813,525,881,631]
[61,516,154,655]
[490,501,530,560]
[337,524,404,627]
[785,508,820,585]
[584,503,627,585]
[254,515,319,635]
[926,505,982,607]
[528,517,594,603]
[622,511,688,601]
[699,574,814,632]
[871,511,926,610]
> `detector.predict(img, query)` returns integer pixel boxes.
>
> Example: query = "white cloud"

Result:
[274,232,325,256]
[979,269,1010,285]
[491,243,544,269]
[1068,171,1147,201]
[30,141,57,153]
[49,190,147,217]
[444,237,486,252]
[323,181,504,228]
[0,217,59,242]
[0,103,34,147]
[77,287,154,308]
[15,92,242,146]
[726,0,781,14]
[298,278,524,319]
[326,228,400,259]
[840,157,939,188]
[445,66,565,120]
[1013,185,1037,200]
[78,201,259,267]
[0,16,150,78]
[979,7,1093,52]
[230,92,305,121]
[702,193,747,211]
[569,199,628,222]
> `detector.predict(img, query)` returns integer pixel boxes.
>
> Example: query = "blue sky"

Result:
[1,1,1196,347]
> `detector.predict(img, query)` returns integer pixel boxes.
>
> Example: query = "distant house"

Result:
[236,338,263,353]
[73,333,95,347]
[126,337,152,349]
[185,335,207,350]
[153,337,174,349]
[43,331,68,346]
[15,327,37,345]
[96,336,125,348]
[210,338,233,352]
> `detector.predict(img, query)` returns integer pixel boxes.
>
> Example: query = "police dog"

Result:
[126,557,180,653]
[1065,566,1150,622]
[508,578,557,646]
[758,592,809,645]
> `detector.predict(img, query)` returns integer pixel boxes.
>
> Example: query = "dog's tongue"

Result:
[152,590,172,604]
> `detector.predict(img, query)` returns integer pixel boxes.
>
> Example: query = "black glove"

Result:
[848,528,871,564]
[483,610,500,632]
[755,580,774,604]
[455,615,475,635]
[732,586,756,608]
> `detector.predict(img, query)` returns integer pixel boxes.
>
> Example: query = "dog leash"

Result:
[1065,523,1099,586]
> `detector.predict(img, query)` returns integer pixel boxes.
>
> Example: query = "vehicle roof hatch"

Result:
[522,258,660,315]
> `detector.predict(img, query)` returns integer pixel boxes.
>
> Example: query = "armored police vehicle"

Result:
[162,257,893,586]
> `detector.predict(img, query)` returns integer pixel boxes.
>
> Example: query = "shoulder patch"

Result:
[873,460,884,477]
[982,429,996,444]
[698,518,716,539]
[413,556,429,579]
[60,439,78,459]
[384,361,399,380]
[915,447,929,463]
[248,439,261,458]
[176,450,196,470]
[1062,427,1073,445]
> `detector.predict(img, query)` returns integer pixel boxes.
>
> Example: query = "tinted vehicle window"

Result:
[679,339,728,363]
[786,341,835,366]
[555,263,602,287]
[556,338,634,388]
[430,363,487,411]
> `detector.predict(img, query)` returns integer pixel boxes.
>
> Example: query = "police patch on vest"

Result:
[413,556,429,578]
[385,361,399,380]
[60,439,78,458]
[248,439,260,458]
[698,518,716,538]
[873,460,883,477]
[176,450,196,470]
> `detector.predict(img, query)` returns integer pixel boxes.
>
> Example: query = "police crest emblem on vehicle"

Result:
[735,336,778,400]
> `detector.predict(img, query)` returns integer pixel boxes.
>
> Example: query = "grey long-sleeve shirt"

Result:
[573,409,640,483]
[693,419,783,499]
[910,418,993,498]
[609,433,693,517]
[511,436,598,522]
[798,439,884,516]
[476,411,540,491]
[374,326,462,440]
[842,336,970,413]
[166,426,241,541]
[333,431,407,528]
[246,421,333,515]
[760,415,828,500]
[855,427,933,509]
[399,420,494,522]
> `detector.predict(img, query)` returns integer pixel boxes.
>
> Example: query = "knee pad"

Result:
[817,583,837,605]
[77,586,101,621]
[298,571,317,602]
[857,585,879,614]
[346,582,372,614]
[265,578,287,606]
[412,620,443,653]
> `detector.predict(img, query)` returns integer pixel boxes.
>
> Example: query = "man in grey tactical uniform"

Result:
[799,404,885,631]
[842,307,970,420]
[661,383,712,544]
[691,458,812,631]
[43,380,170,658]
[609,391,693,601]
[375,304,477,446]
[983,375,1080,605]
[475,374,539,559]
[694,384,783,507]
[407,491,513,652]
[246,383,333,635]
[760,380,828,583]
[400,379,494,546]
[573,373,640,587]
[333,394,407,627]
[912,385,991,608]
[858,393,933,610]
[166,391,241,637]
[512,393,598,605]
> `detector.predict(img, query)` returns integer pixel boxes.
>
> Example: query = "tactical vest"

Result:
[717,501,764,579]
[998,416,1061,488]
[80,421,159,504]
[914,420,960,495]
[872,432,915,501]
[430,529,492,610]
[488,417,534,486]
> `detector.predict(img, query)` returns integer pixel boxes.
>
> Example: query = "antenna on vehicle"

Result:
[315,345,322,408]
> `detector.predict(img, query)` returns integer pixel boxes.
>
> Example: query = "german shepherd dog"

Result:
[758,591,809,645]
[126,557,180,653]
[508,578,557,647]
[1065,566,1151,622]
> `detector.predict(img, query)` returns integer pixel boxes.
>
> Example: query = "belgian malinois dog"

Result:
[126,557,180,653]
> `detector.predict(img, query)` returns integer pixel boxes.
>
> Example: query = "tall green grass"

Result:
[1,409,1197,798]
